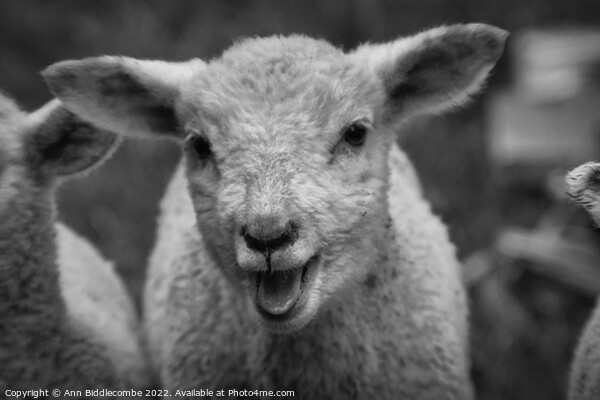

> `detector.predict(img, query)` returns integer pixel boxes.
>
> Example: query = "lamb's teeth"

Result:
[301,255,318,283]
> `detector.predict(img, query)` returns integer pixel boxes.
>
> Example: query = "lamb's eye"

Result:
[191,136,212,160]
[343,123,368,146]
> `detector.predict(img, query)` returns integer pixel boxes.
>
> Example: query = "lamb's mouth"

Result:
[250,255,319,322]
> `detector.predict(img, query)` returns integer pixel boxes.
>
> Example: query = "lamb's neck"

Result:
[0,191,63,320]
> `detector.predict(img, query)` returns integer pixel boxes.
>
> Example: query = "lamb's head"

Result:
[567,162,600,226]
[0,93,118,216]
[43,24,507,332]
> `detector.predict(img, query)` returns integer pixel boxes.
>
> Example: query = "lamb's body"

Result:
[0,192,118,391]
[58,224,151,390]
[44,24,507,398]
[145,146,470,398]
[566,162,600,400]
[0,96,150,393]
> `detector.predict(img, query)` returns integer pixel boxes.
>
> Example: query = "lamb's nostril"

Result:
[242,220,298,254]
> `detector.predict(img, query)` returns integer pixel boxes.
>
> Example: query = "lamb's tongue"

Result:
[257,269,302,315]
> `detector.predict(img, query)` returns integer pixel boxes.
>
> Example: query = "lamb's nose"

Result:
[242,218,298,254]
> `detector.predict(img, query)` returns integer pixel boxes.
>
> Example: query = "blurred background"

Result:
[2,1,600,398]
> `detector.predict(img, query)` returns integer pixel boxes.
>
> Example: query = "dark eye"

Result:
[343,122,368,146]
[191,136,212,160]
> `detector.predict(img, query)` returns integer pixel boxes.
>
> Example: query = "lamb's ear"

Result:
[23,99,119,177]
[42,57,205,139]
[566,162,600,226]
[353,23,508,122]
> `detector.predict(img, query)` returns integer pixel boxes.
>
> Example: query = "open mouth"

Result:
[251,255,319,321]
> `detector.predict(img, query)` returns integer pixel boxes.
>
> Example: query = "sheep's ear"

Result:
[42,57,205,139]
[567,162,600,226]
[23,99,119,177]
[353,23,508,122]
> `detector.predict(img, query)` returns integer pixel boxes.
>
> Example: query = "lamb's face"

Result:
[43,24,508,333]
[178,43,391,331]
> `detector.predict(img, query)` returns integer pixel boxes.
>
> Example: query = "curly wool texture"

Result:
[566,162,600,400]
[0,96,150,394]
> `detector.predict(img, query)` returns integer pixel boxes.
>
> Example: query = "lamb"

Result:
[0,94,151,394]
[43,23,507,399]
[565,162,600,400]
